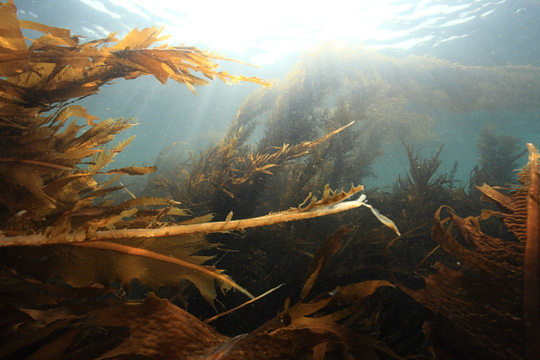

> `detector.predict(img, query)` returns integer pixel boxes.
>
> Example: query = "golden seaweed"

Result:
[1,205,401,360]
[0,0,270,221]
[0,276,399,360]
[0,0,275,308]
[523,143,540,358]
[148,121,356,217]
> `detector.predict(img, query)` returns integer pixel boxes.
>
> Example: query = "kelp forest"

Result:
[1,0,540,359]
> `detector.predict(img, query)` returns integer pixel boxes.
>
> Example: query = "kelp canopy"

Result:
[209,43,540,216]
[0,0,410,357]
[1,0,540,359]
[0,2,407,359]
[0,0,400,295]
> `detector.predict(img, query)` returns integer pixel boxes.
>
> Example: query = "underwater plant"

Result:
[0,2,408,359]
[147,121,357,219]
[394,144,540,359]
[0,0,270,223]
[387,142,462,229]
[0,0,275,305]
[468,124,527,194]
[0,229,402,359]
[217,43,540,219]
[139,39,540,359]
[4,0,540,358]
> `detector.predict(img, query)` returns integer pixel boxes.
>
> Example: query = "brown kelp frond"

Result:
[0,293,232,360]
[475,145,532,242]
[100,165,158,176]
[0,1,270,109]
[432,206,522,288]
[300,228,352,301]
[400,204,525,358]
[213,232,399,360]
[73,241,254,303]
[0,0,271,229]
[0,230,247,306]
[0,113,137,220]
[262,280,399,359]
[523,143,540,358]
[234,121,355,186]
[0,281,397,360]
[0,207,400,359]
[398,145,540,359]
[0,184,400,247]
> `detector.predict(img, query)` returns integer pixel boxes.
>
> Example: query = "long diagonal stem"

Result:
[0,185,371,247]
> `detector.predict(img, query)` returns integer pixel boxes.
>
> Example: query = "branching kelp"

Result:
[0,0,269,225]
[148,121,356,218]
[468,125,527,194]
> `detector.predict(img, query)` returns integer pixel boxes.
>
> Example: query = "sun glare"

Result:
[105,0,412,63]
[86,0,503,64]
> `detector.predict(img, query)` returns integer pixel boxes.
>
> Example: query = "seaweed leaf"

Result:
[0,0,27,51]
[524,143,540,357]
[114,196,181,211]
[72,241,254,302]
[101,165,157,176]
[301,228,351,301]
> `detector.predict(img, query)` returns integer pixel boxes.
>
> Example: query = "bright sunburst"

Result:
[80,0,502,64]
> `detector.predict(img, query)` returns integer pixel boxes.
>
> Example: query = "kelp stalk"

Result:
[524,143,540,359]
[0,184,399,247]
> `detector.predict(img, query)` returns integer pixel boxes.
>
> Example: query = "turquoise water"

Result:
[15,0,540,186]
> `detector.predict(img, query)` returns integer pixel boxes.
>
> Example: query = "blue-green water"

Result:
[14,0,540,188]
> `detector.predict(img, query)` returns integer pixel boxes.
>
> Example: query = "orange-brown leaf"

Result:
[0,0,27,51]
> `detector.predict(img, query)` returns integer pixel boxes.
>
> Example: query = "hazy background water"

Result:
[15,0,540,189]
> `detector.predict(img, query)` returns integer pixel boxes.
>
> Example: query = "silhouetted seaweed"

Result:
[389,142,463,228]
[468,124,527,195]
